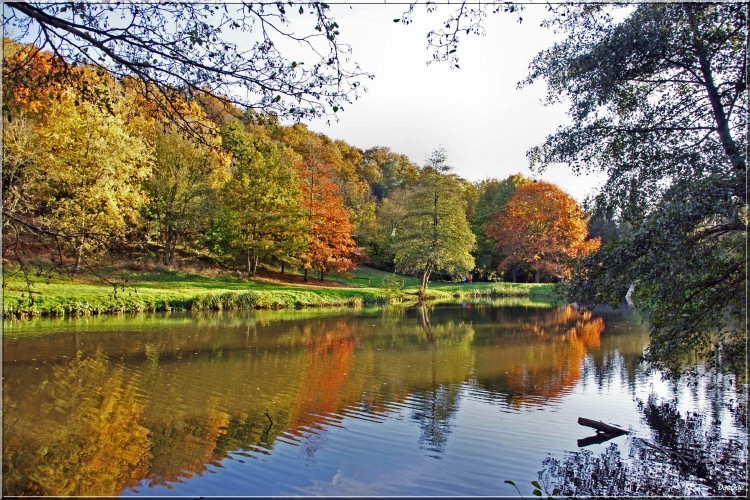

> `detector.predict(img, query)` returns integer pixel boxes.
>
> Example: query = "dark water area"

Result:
[2,301,746,496]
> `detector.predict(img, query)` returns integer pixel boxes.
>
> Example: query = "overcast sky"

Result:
[303,2,606,202]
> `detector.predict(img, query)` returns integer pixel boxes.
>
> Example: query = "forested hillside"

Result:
[2,38,596,292]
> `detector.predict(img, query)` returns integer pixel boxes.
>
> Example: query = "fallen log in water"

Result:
[577,433,622,448]
[577,417,628,436]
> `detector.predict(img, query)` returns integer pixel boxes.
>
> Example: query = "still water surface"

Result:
[3,301,746,496]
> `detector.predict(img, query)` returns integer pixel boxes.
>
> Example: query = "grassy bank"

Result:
[2,265,555,318]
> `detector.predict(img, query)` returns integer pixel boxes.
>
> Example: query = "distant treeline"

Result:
[2,38,598,286]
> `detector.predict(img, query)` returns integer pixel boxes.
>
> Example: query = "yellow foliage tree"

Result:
[27,90,152,270]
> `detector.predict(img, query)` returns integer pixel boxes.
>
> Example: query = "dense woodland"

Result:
[2,38,598,293]
[2,1,746,374]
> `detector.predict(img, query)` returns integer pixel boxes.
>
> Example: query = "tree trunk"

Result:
[163,225,173,265]
[251,253,258,277]
[320,270,324,281]
[163,201,175,265]
[281,262,285,274]
[418,267,431,302]
[535,268,541,283]
[420,304,434,342]
[686,6,745,172]
[577,417,628,436]
[74,236,85,273]
[303,268,308,281]
[511,264,518,283]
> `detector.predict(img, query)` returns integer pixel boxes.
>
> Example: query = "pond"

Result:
[2,300,746,496]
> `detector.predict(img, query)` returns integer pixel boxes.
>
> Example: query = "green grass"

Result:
[2,265,555,318]
[327,267,422,288]
[328,268,554,298]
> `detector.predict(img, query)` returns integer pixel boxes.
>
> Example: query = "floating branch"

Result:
[577,417,628,436]
[577,417,629,447]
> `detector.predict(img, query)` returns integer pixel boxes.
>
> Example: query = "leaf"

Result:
[533,490,542,497]
[504,480,516,486]
[531,481,541,489]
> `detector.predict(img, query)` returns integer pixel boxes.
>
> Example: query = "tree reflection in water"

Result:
[407,305,469,457]
[540,381,748,496]
[2,350,152,496]
[4,304,743,496]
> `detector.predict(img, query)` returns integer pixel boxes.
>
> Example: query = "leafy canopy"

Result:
[3,2,371,136]
[392,148,476,296]
[485,182,600,282]
[522,3,746,373]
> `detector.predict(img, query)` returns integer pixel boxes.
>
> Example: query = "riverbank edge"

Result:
[2,281,556,319]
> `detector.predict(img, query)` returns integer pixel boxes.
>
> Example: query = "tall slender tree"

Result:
[294,136,358,281]
[392,148,475,299]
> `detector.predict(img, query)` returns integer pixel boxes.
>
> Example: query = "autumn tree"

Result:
[2,38,68,115]
[218,122,306,276]
[392,148,475,299]
[329,139,379,254]
[3,2,369,137]
[485,182,600,283]
[470,174,531,280]
[2,89,152,273]
[273,124,377,252]
[294,136,359,281]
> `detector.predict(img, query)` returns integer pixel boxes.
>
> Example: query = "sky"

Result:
[302,2,607,202]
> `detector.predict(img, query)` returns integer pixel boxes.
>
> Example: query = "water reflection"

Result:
[469,305,608,408]
[2,303,743,496]
[540,376,747,496]
[409,305,466,457]
[3,350,151,496]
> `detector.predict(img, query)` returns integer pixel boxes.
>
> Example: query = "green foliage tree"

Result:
[370,188,411,271]
[360,146,420,201]
[522,3,746,373]
[392,148,476,299]
[143,114,230,266]
[218,122,306,276]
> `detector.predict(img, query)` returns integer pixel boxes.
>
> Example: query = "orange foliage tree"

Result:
[485,182,600,282]
[3,40,64,115]
[295,139,359,281]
